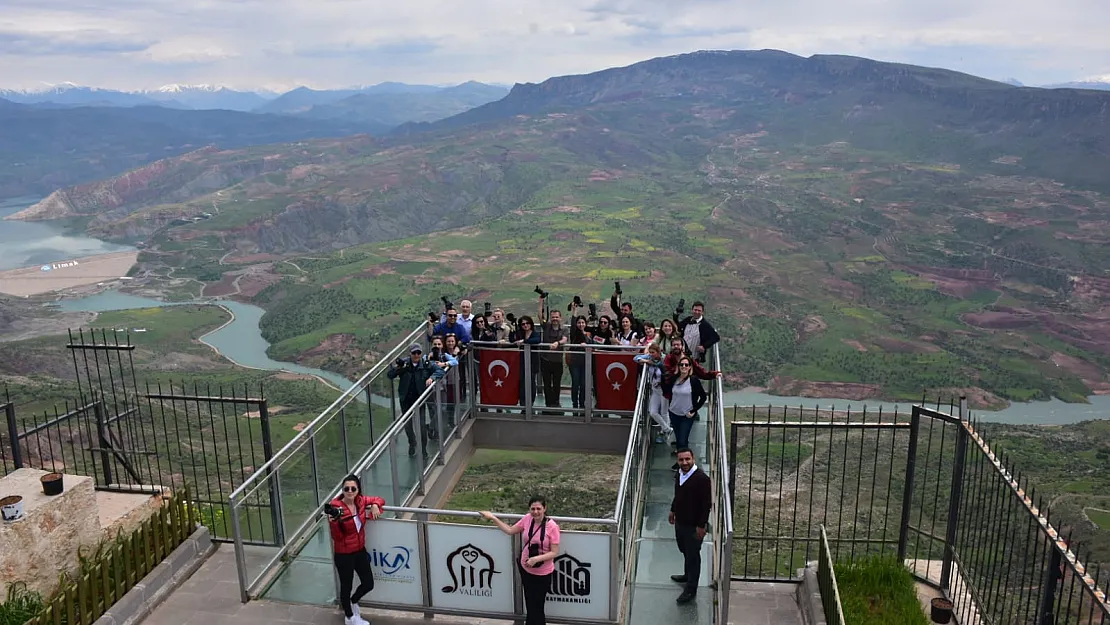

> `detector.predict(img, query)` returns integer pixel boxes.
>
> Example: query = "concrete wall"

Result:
[0,469,102,598]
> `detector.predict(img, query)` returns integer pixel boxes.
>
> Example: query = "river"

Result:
[47,290,1110,425]
[6,197,1110,426]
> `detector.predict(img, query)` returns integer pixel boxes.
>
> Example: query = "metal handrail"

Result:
[468,340,647,351]
[230,323,427,500]
[612,366,651,527]
[711,344,733,533]
[382,505,618,526]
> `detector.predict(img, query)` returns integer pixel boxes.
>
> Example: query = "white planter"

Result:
[0,495,24,521]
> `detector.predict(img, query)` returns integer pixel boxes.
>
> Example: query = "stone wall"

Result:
[0,469,103,598]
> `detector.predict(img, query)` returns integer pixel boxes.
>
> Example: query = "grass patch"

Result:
[837,557,929,625]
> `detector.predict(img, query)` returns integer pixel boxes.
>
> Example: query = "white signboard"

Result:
[364,519,424,607]
[426,522,515,614]
[545,531,612,621]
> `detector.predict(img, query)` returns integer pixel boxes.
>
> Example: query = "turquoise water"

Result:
[0,198,134,270]
[52,290,1110,425]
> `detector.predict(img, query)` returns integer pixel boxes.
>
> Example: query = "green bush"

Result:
[0,583,44,625]
[837,557,929,625]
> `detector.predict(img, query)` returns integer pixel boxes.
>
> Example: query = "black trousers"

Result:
[401,398,427,450]
[334,551,374,617]
[674,524,704,594]
[539,359,563,408]
[520,565,551,625]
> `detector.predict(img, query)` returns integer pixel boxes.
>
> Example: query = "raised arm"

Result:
[479,511,524,535]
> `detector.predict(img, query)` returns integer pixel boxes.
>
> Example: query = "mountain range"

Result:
[7,49,1110,405]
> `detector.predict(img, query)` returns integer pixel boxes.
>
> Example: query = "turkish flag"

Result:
[593,351,639,411]
[478,349,521,406]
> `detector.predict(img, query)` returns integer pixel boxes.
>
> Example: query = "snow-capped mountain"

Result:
[0,82,279,110]
[140,84,275,111]
[1043,79,1110,91]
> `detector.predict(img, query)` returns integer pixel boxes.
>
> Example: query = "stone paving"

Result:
[139,547,805,625]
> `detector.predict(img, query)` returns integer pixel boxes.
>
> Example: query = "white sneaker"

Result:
[351,605,370,625]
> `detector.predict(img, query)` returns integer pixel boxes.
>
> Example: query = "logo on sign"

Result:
[548,554,592,604]
[441,543,499,596]
[370,546,415,582]
[40,265,52,272]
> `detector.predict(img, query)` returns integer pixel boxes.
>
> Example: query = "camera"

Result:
[323,503,341,520]
[566,295,583,312]
[588,303,597,319]
[528,543,542,565]
[676,298,686,314]
[440,296,454,310]
[395,356,407,367]
[505,312,517,324]
[534,285,549,299]
[427,311,438,322]
[614,281,622,296]
[484,302,492,314]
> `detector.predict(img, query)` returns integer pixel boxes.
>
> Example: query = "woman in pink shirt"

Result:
[480,496,561,625]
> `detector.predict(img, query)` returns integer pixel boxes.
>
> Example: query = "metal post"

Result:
[4,401,22,468]
[93,400,114,486]
[308,426,322,505]
[609,528,620,621]
[729,421,740,512]
[512,533,524,618]
[388,431,402,508]
[1037,546,1063,625]
[229,491,251,603]
[366,384,376,447]
[418,514,434,616]
[257,400,285,544]
[434,380,445,466]
[940,398,969,590]
[584,346,594,423]
[524,345,534,420]
[339,406,350,471]
[897,408,922,561]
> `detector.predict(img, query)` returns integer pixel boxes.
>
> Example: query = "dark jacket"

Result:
[609,295,644,336]
[328,494,387,554]
[673,315,720,362]
[430,321,472,344]
[671,467,712,528]
[661,375,708,413]
[388,356,449,404]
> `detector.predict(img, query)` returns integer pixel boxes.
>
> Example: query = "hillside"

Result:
[296,82,509,128]
[13,49,1110,405]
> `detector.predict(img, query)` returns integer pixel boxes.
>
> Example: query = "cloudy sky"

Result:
[1,0,1107,91]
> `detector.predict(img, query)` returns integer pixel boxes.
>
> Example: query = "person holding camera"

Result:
[387,343,452,457]
[609,281,644,336]
[480,497,561,625]
[327,475,386,625]
[674,300,719,363]
[427,306,472,344]
[512,315,542,406]
[537,299,568,412]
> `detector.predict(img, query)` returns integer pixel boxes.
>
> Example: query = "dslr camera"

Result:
[505,312,517,325]
[676,298,686,315]
[427,310,438,323]
[323,503,342,520]
[588,303,598,320]
[614,281,622,296]
[484,302,492,314]
[534,285,549,299]
[528,542,542,565]
[440,296,454,310]
[567,295,583,312]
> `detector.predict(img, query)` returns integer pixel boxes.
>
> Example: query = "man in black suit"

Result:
[668,447,712,604]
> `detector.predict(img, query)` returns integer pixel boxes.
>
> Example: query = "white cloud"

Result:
[0,0,1106,90]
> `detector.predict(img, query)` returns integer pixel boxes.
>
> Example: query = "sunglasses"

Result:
[343,486,358,492]
[679,363,692,368]
[447,314,458,317]
[412,350,422,355]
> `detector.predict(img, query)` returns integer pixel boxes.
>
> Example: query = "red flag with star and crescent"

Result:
[478,349,521,406]
[593,351,639,411]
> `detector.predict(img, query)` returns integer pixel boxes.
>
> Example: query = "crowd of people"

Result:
[387,284,722,456]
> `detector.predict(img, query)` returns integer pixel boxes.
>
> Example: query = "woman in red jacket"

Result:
[326,474,386,625]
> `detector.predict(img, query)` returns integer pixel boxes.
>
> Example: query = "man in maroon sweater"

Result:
[668,448,712,604]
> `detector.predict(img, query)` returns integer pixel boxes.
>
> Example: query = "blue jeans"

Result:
[670,411,695,450]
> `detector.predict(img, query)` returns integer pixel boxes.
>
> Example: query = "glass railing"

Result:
[706,344,734,624]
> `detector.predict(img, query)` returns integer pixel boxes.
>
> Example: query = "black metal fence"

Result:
[729,399,1110,625]
[1,330,280,545]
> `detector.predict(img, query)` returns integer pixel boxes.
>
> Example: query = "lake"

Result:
[0,198,135,271]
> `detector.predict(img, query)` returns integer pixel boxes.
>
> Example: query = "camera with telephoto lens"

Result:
[485,302,492,314]
[440,296,454,310]
[534,285,549,299]
[676,298,686,314]
[323,503,341,520]
[567,295,583,312]
[588,303,597,320]
[614,281,622,296]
